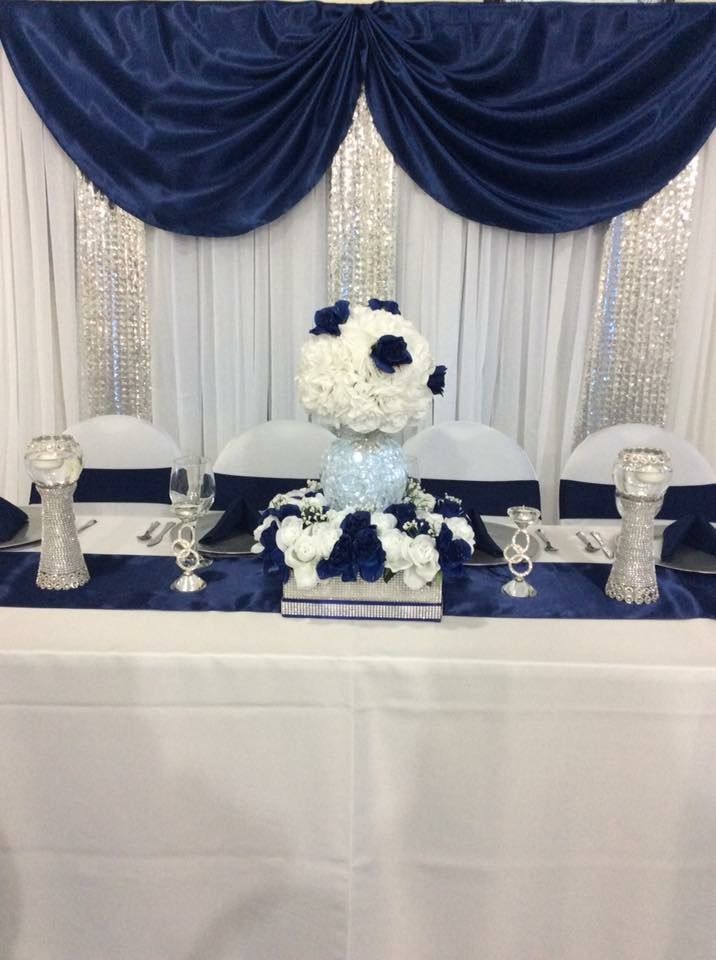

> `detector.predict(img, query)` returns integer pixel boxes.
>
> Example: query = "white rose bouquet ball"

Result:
[297,299,446,434]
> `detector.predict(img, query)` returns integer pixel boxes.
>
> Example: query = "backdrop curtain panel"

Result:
[1,11,716,514]
[1,1,715,235]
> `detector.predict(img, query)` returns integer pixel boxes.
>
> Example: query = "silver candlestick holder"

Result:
[502,505,540,598]
[171,521,206,592]
[605,448,672,604]
[24,435,89,590]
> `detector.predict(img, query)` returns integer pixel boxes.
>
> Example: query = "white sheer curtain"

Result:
[146,183,327,463]
[396,171,607,519]
[0,49,78,503]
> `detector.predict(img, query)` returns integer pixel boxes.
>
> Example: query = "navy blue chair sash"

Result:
[559,480,716,521]
[420,479,541,517]
[30,467,172,504]
[214,474,309,513]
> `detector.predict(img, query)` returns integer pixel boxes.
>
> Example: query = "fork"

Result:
[137,520,160,542]
[576,530,599,553]
[535,528,558,552]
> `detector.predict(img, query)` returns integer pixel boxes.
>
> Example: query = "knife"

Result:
[145,521,176,547]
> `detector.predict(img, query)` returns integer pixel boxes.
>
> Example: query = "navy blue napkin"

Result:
[200,498,259,545]
[661,514,716,561]
[0,496,29,542]
[467,508,503,557]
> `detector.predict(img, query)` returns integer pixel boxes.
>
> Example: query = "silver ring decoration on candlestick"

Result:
[502,506,540,598]
[605,447,672,604]
[24,435,90,590]
[170,521,206,593]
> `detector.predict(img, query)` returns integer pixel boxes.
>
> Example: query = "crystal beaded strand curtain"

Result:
[573,159,699,445]
[76,171,152,420]
[327,92,396,303]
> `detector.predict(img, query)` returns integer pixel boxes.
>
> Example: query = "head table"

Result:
[0,504,714,960]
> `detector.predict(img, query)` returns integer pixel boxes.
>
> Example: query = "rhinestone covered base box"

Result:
[282,571,442,622]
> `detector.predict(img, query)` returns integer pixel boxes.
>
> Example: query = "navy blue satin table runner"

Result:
[0,553,713,620]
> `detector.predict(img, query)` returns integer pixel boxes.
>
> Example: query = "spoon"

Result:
[137,520,160,542]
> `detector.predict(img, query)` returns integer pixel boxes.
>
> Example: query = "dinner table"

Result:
[0,503,714,960]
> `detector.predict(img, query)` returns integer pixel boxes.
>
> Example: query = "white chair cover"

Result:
[562,423,716,485]
[403,421,537,481]
[214,420,334,479]
[64,415,180,468]
[560,423,716,520]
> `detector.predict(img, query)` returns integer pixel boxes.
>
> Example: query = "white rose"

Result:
[380,528,412,572]
[445,516,475,550]
[404,534,440,588]
[292,561,319,590]
[312,522,341,558]
[275,515,303,552]
[371,512,398,535]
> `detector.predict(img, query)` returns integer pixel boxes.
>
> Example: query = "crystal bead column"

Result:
[605,497,661,605]
[76,171,152,419]
[328,91,396,304]
[574,158,699,445]
[36,484,89,590]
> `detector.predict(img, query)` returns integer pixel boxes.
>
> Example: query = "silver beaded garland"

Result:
[328,91,396,305]
[574,158,699,445]
[76,171,152,420]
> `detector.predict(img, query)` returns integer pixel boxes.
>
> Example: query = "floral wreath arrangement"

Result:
[252,478,475,591]
[251,298,476,599]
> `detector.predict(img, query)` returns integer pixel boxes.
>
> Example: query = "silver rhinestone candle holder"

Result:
[24,435,90,590]
[605,448,672,604]
[502,506,540,598]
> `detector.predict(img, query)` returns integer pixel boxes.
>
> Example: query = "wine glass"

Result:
[168,456,215,592]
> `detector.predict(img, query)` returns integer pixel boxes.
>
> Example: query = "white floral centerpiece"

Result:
[297,298,445,435]
[252,298,472,620]
[297,298,447,512]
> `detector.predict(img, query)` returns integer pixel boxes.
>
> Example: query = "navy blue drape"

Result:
[1,1,715,236]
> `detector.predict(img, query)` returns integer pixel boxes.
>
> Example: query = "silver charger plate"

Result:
[613,532,716,575]
[196,514,255,557]
[0,505,42,550]
[465,520,539,566]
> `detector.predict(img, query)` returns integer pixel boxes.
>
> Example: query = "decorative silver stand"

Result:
[171,521,206,592]
[605,448,672,604]
[25,435,89,590]
[502,506,540,598]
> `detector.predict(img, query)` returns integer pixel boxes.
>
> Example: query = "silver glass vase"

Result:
[25,435,90,590]
[605,447,672,604]
[321,428,408,511]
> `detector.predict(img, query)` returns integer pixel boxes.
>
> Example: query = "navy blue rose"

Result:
[427,365,447,396]
[436,525,472,578]
[368,299,401,315]
[434,495,465,519]
[318,533,357,582]
[341,511,372,536]
[259,524,290,582]
[267,503,301,521]
[353,527,386,582]
[370,335,413,374]
[385,502,417,526]
[310,299,350,336]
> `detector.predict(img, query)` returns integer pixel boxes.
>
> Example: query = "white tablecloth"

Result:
[1,509,715,960]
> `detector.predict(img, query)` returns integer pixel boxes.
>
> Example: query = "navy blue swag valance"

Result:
[1,1,715,237]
